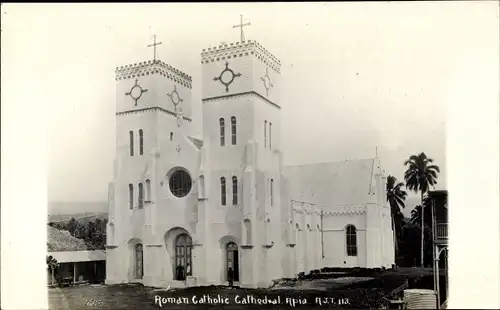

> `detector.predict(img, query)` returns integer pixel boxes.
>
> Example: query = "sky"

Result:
[4,2,497,216]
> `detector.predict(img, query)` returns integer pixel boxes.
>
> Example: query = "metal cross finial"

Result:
[147,35,163,62]
[233,14,251,42]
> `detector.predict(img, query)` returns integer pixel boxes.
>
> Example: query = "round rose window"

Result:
[169,169,192,198]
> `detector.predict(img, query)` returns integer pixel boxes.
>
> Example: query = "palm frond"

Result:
[428,164,440,173]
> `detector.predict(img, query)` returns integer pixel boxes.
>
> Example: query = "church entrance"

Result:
[174,234,192,281]
[226,242,239,282]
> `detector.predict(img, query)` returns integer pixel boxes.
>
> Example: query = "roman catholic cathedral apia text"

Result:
[106,22,394,288]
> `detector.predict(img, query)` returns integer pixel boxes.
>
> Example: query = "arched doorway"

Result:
[174,234,192,281]
[135,244,144,279]
[226,242,239,282]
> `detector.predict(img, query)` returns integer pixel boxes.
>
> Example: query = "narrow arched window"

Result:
[108,223,115,245]
[295,223,300,244]
[266,218,271,243]
[346,225,358,256]
[138,183,144,208]
[270,178,274,206]
[170,132,173,141]
[135,244,143,279]
[264,121,267,148]
[128,184,134,209]
[232,176,238,205]
[244,219,252,244]
[231,116,237,145]
[221,177,226,206]
[129,131,134,156]
[139,129,144,155]
[219,118,225,146]
[198,175,205,198]
[269,122,272,150]
[145,179,151,202]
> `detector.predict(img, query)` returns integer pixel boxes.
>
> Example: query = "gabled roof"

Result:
[283,158,379,208]
[47,226,90,252]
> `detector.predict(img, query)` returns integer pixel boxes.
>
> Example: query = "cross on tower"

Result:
[233,14,251,42]
[147,35,163,62]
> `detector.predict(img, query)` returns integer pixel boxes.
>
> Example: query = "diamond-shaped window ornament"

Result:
[261,67,274,96]
[213,62,241,93]
[167,85,183,107]
[125,79,148,105]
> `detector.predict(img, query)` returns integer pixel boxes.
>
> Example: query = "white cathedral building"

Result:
[105,36,394,288]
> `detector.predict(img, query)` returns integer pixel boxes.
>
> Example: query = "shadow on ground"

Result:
[48,268,441,309]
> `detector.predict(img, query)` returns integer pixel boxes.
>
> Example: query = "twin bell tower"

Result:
[108,15,288,288]
[113,16,282,159]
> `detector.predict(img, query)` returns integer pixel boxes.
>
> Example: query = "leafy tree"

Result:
[66,217,77,236]
[46,255,59,285]
[398,219,432,267]
[404,152,440,267]
[386,175,407,257]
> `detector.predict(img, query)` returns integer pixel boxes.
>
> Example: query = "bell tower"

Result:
[201,39,282,162]
[201,22,283,286]
[107,35,196,286]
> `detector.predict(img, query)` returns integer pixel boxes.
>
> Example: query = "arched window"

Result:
[295,223,300,244]
[175,234,192,280]
[266,218,271,243]
[129,131,134,156]
[138,183,144,208]
[221,177,226,206]
[170,132,173,141]
[135,244,143,279]
[244,219,252,245]
[269,122,272,150]
[128,184,134,209]
[219,118,225,146]
[139,129,144,155]
[264,120,267,148]
[232,176,238,205]
[145,179,151,202]
[198,175,205,199]
[108,223,115,245]
[346,225,357,256]
[231,117,237,145]
[270,178,274,206]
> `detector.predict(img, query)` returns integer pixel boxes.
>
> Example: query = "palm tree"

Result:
[46,255,59,285]
[404,152,440,267]
[386,175,408,257]
[410,204,423,225]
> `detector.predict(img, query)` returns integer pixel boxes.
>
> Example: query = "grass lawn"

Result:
[48,269,437,309]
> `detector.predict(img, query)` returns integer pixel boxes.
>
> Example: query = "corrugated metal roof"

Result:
[283,158,379,208]
[48,250,106,263]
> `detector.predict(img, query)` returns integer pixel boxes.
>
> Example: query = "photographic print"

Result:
[1,2,499,310]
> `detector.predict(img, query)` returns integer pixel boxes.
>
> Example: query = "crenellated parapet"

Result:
[322,205,368,216]
[292,202,321,216]
[201,40,281,74]
[115,60,192,89]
